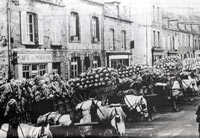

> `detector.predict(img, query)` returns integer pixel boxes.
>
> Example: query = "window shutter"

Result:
[38,14,44,45]
[96,18,99,41]
[70,13,75,38]
[56,18,61,45]
[90,16,93,41]
[76,14,80,40]
[51,17,56,45]
[20,11,27,44]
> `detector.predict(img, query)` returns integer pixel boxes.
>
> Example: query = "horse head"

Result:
[124,95,149,118]
[110,106,126,136]
[37,124,53,138]
[138,97,149,118]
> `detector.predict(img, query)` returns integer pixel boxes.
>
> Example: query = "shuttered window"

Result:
[91,16,99,42]
[70,12,80,42]
[51,17,62,46]
[20,11,44,45]
[122,30,126,50]
[110,29,115,50]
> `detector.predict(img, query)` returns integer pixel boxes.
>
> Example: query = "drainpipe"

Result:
[102,5,105,66]
[7,0,11,81]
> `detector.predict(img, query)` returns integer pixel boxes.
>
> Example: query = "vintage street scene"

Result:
[1,0,200,137]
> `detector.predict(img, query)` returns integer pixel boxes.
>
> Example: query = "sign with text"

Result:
[18,53,52,63]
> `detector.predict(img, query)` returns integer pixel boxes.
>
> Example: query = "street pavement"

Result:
[125,96,200,138]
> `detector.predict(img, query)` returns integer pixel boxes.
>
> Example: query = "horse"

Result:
[181,77,199,100]
[94,100,126,136]
[123,94,149,121]
[0,123,53,138]
[37,111,72,126]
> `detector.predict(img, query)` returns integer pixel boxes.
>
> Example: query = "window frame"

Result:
[122,30,126,50]
[26,12,37,45]
[110,29,115,50]
[70,12,80,42]
[91,16,100,43]
[71,58,79,78]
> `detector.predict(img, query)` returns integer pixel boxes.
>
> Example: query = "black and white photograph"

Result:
[0,0,200,137]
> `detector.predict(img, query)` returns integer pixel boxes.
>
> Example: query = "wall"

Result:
[103,17,132,51]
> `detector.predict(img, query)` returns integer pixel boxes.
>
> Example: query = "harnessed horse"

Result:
[0,123,53,138]
[37,112,72,126]
[123,94,149,121]
[94,100,126,136]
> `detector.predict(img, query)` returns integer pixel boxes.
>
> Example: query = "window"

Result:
[91,16,99,42]
[70,12,80,41]
[111,59,129,69]
[122,30,126,50]
[157,31,160,47]
[172,36,175,50]
[52,63,61,75]
[188,35,190,47]
[153,5,155,21]
[110,29,115,50]
[195,40,197,50]
[93,56,101,68]
[153,31,156,46]
[199,40,200,50]
[71,58,79,78]
[39,64,47,76]
[23,65,30,79]
[23,64,47,79]
[27,13,36,43]
[157,7,159,22]
[21,12,43,45]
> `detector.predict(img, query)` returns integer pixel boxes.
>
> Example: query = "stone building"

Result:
[63,0,103,78]
[0,0,66,80]
[130,0,163,65]
[103,1,132,68]
[0,0,104,80]
[162,8,200,60]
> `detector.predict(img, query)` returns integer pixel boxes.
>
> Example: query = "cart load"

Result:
[153,56,182,76]
[67,67,119,90]
[117,64,151,79]
[182,58,200,71]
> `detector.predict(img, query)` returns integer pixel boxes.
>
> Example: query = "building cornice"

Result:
[104,15,133,23]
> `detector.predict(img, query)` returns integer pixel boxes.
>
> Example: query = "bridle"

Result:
[124,96,147,115]
[110,107,120,135]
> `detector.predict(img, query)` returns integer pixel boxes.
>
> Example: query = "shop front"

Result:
[106,51,132,69]
[12,49,62,79]
[152,47,164,64]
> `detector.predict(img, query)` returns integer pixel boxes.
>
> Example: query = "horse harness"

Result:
[109,107,120,135]
[124,96,146,115]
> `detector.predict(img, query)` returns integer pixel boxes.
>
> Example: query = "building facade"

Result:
[162,8,200,60]
[63,0,104,78]
[103,2,132,68]
[1,0,66,80]
[130,0,162,65]
[0,0,105,80]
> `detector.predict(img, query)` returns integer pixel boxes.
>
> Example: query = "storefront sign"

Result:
[18,53,52,63]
